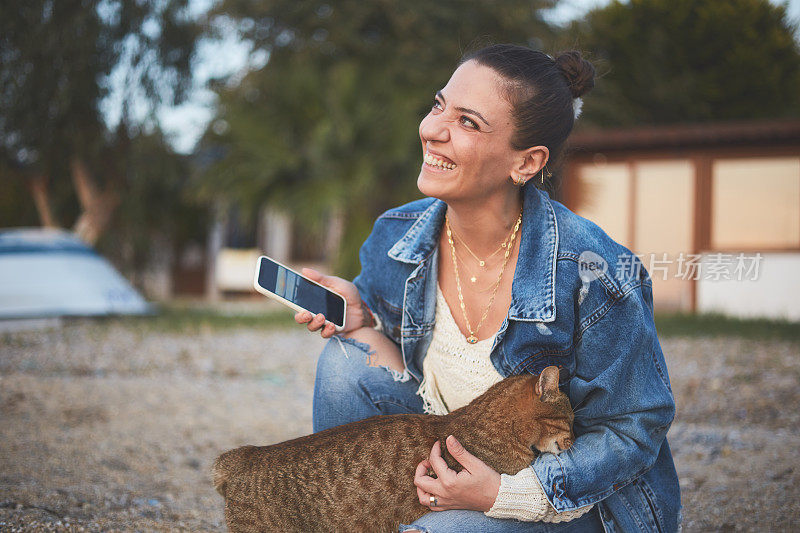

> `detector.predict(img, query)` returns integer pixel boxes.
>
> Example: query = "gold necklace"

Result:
[445,210,522,343]
[454,249,496,292]
[448,220,518,268]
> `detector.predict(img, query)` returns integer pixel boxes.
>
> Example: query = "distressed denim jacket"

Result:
[353,185,681,532]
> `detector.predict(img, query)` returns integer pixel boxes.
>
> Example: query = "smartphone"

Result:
[253,255,347,331]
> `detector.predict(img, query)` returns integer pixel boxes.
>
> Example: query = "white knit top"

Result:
[417,284,594,522]
[417,285,501,416]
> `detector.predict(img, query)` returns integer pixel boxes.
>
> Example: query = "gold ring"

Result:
[429,495,437,507]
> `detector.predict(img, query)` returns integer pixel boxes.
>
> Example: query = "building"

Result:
[561,119,800,320]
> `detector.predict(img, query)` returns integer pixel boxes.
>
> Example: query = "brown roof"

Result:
[567,118,800,152]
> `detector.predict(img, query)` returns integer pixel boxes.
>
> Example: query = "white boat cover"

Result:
[0,228,152,318]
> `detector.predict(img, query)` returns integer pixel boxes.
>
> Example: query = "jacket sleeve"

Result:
[531,280,676,511]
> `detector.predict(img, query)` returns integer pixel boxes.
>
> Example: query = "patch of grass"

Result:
[31,307,800,341]
[70,304,297,333]
[654,312,800,342]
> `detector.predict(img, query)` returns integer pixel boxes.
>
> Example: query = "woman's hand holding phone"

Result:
[294,268,367,338]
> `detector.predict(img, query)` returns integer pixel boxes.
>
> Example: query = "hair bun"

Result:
[555,51,595,98]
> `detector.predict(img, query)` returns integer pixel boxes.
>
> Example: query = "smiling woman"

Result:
[417,62,521,203]
[296,43,680,533]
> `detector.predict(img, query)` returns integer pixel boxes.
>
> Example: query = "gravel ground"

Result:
[1,319,798,532]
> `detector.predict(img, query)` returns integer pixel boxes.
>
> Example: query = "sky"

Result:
[141,0,800,154]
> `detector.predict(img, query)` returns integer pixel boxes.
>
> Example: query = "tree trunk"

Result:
[28,174,59,228]
[205,201,226,302]
[70,156,119,245]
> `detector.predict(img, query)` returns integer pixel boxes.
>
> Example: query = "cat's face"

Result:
[531,391,575,455]
[520,366,575,455]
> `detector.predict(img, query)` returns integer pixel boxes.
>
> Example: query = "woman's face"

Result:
[417,60,520,202]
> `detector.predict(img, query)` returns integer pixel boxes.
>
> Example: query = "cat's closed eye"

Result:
[540,419,571,433]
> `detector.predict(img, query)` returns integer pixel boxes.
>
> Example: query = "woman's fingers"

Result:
[295,268,361,334]
[417,486,443,509]
[415,483,450,510]
[427,440,455,484]
[445,435,481,474]
[295,311,321,330]
[302,267,334,289]
[295,311,315,326]
[306,313,326,332]
[414,471,440,495]
[414,461,439,509]
[295,310,336,337]
[303,267,359,304]
[301,267,323,281]
[413,458,437,492]
[416,484,429,506]
[320,321,336,338]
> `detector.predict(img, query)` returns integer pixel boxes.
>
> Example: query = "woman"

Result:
[296,44,680,532]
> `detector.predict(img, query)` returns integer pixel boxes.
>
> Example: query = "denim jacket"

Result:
[353,184,681,532]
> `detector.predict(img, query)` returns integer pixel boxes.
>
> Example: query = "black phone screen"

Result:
[257,257,345,327]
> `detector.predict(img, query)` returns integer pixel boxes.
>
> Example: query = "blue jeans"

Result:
[313,337,606,533]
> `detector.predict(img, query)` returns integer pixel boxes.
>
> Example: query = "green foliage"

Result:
[655,312,800,342]
[0,0,199,173]
[0,0,206,282]
[196,0,557,278]
[564,0,800,127]
[112,303,296,333]
[97,129,208,272]
[0,163,40,228]
[0,0,200,240]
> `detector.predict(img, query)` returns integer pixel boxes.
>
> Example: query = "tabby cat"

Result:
[212,365,574,533]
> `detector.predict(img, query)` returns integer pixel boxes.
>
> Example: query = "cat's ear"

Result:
[534,366,560,400]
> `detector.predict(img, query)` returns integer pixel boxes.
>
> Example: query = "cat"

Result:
[212,365,574,533]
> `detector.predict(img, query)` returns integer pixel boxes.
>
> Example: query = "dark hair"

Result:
[459,44,595,168]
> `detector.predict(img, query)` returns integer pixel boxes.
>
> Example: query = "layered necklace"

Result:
[447,219,518,288]
[445,209,523,344]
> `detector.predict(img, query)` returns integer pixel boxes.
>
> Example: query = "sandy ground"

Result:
[1,320,798,532]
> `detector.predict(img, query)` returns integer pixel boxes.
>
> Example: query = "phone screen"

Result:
[256,257,345,327]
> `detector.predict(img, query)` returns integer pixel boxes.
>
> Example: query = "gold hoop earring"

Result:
[510,175,525,186]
